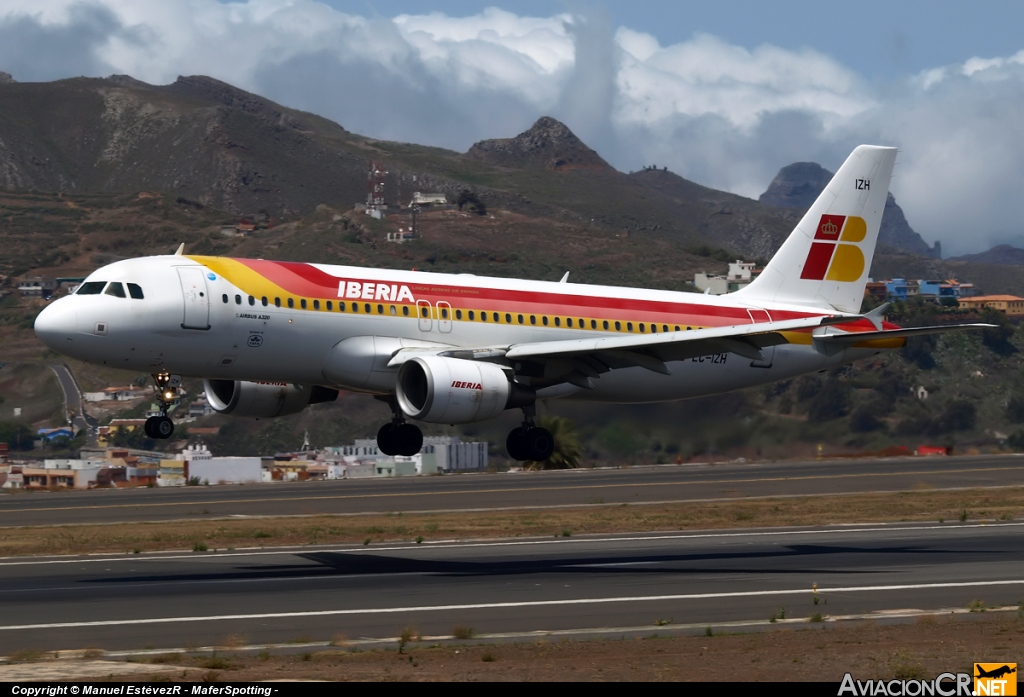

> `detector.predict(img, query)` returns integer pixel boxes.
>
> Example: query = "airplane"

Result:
[975,665,1017,680]
[33,145,989,460]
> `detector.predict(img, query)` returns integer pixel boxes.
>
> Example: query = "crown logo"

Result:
[821,221,838,236]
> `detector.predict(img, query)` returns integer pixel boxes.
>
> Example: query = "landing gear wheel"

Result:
[146,415,174,440]
[377,423,400,456]
[395,423,423,456]
[506,426,530,461]
[523,427,554,461]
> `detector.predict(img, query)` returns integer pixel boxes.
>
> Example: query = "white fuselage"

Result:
[34,255,880,404]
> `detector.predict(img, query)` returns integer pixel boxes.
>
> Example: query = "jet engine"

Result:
[396,355,533,424]
[204,379,338,418]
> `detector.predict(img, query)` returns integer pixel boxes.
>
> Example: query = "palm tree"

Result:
[526,416,583,470]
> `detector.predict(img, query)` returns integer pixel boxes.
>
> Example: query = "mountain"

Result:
[759,162,939,258]
[949,244,1024,266]
[467,116,612,171]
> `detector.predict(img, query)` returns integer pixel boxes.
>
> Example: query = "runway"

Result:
[2,454,1023,527]
[0,521,1021,654]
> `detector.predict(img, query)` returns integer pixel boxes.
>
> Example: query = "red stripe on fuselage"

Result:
[225,257,894,332]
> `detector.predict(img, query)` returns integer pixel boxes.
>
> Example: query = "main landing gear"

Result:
[144,371,179,440]
[505,407,554,462]
[376,397,423,457]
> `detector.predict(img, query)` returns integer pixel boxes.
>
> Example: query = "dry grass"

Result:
[95,612,1024,682]
[0,487,1021,558]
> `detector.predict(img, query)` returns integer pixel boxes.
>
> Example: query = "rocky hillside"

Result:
[760,162,939,258]
[467,116,612,171]
[949,244,1024,266]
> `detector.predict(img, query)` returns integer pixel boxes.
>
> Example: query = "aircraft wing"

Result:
[386,315,993,391]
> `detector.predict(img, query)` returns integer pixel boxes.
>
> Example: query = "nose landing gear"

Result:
[506,406,554,462]
[144,371,181,440]
[375,396,423,457]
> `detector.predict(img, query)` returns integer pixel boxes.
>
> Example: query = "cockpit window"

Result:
[76,281,107,295]
[105,282,126,298]
[127,283,144,299]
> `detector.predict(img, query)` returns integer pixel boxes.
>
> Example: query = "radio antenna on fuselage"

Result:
[174,243,185,256]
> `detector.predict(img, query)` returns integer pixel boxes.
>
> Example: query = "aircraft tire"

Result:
[506,427,530,461]
[144,417,158,439]
[377,423,400,456]
[524,427,554,461]
[396,423,423,456]
[154,416,175,439]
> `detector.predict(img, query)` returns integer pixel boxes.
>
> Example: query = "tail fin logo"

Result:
[800,215,868,282]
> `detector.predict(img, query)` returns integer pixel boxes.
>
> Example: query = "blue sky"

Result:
[1,0,1023,254]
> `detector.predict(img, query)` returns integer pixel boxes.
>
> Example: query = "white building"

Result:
[422,436,487,472]
[694,260,760,296]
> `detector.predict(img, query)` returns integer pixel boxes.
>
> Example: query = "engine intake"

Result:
[396,355,533,424]
[204,380,338,418]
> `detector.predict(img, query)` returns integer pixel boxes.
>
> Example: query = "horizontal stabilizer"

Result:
[814,323,995,345]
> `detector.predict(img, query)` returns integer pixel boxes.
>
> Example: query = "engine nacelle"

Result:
[396,355,533,424]
[204,379,338,418]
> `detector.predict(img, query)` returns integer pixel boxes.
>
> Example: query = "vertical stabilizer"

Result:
[734,145,897,313]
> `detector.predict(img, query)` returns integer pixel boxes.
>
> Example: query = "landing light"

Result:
[162,390,176,401]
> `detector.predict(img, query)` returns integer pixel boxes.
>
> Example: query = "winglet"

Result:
[174,243,185,256]
[864,302,890,331]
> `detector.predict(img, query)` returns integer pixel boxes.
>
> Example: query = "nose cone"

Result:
[34,300,77,351]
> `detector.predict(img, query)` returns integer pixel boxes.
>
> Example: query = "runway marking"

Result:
[0,521,1021,568]
[1,466,1021,515]
[2,579,1023,632]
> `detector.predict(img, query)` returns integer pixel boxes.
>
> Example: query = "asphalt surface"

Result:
[48,362,98,446]
[2,454,1023,526]
[0,521,1021,654]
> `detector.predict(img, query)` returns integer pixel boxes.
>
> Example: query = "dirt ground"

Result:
[0,486,1021,557]
[58,612,1020,681]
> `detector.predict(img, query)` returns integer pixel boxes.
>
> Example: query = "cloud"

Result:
[0,1,1022,255]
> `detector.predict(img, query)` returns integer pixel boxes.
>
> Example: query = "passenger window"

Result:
[105,282,126,298]
[326,301,332,311]
[650,324,656,333]
[603,320,609,330]
[455,309,462,320]
[235,295,242,305]
[300,299,307,309]
[441,308,449,319]
[377,304,383,314]
[505,313,511,323]
[340,302,346,312]
[249,296,255,306]
[314,300,321,310]
[76,281,107,295]
[639,323,645,333]
[127,283,144,299]
[685,326,690,331]
[421,307,428,317]
[615,321,621,331]
[365,303,371,313]
[390,305,396,316]
[275,297,281,308]
[222,294,229,304]
[591,319,597,329]
[663,325,669,333]
[262,296,268,307]
[495,313,501,322]
[564,318,569,327]
[518,314,524,324]
[627,322,633,332]
[287,298,294,308]
[530,315,536,325]
[402,306,409,316]
[468,311,475,320]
